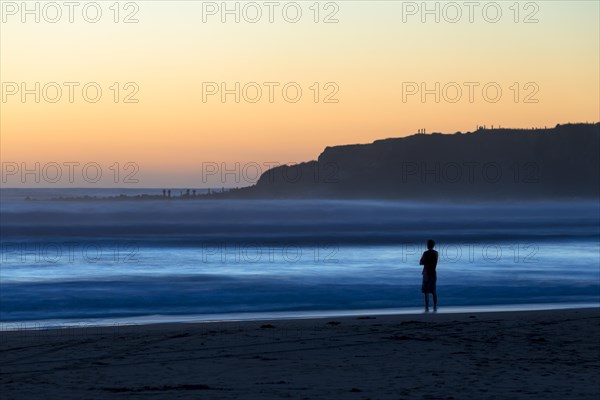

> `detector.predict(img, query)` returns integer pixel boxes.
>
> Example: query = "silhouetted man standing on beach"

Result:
[420,239,438,312]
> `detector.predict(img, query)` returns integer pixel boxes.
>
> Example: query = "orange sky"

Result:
[1,1,599,187]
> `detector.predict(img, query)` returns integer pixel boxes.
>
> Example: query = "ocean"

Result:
[1,188,598,328]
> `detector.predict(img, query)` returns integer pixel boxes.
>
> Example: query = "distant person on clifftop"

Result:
[420,239,438,312]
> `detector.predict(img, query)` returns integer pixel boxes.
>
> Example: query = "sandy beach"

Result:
[1,308,599,399]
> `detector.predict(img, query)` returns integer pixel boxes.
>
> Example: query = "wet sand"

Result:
[1,308,599,399]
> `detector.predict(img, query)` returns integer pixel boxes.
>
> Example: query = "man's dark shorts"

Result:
[421,275,437,294]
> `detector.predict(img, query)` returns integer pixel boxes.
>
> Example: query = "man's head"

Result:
[427,239,435,250]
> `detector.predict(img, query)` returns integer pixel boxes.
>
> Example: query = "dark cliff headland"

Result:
[222,123,600,200]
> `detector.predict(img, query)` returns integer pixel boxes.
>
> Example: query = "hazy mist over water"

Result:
[1,189,599,324]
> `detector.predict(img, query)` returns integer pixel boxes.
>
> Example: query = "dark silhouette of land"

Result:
[222,123,599,200]
[41,123,599,202]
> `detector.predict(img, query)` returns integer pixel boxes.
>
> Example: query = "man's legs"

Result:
[432,291,438,310]
[424,293,429,311]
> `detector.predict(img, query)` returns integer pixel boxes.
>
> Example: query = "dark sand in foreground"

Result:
[1,308,599,399]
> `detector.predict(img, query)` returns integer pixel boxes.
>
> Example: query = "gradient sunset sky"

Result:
[1,0,599,187]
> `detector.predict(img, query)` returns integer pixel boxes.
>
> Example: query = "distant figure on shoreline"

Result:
[420,239,438,312]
